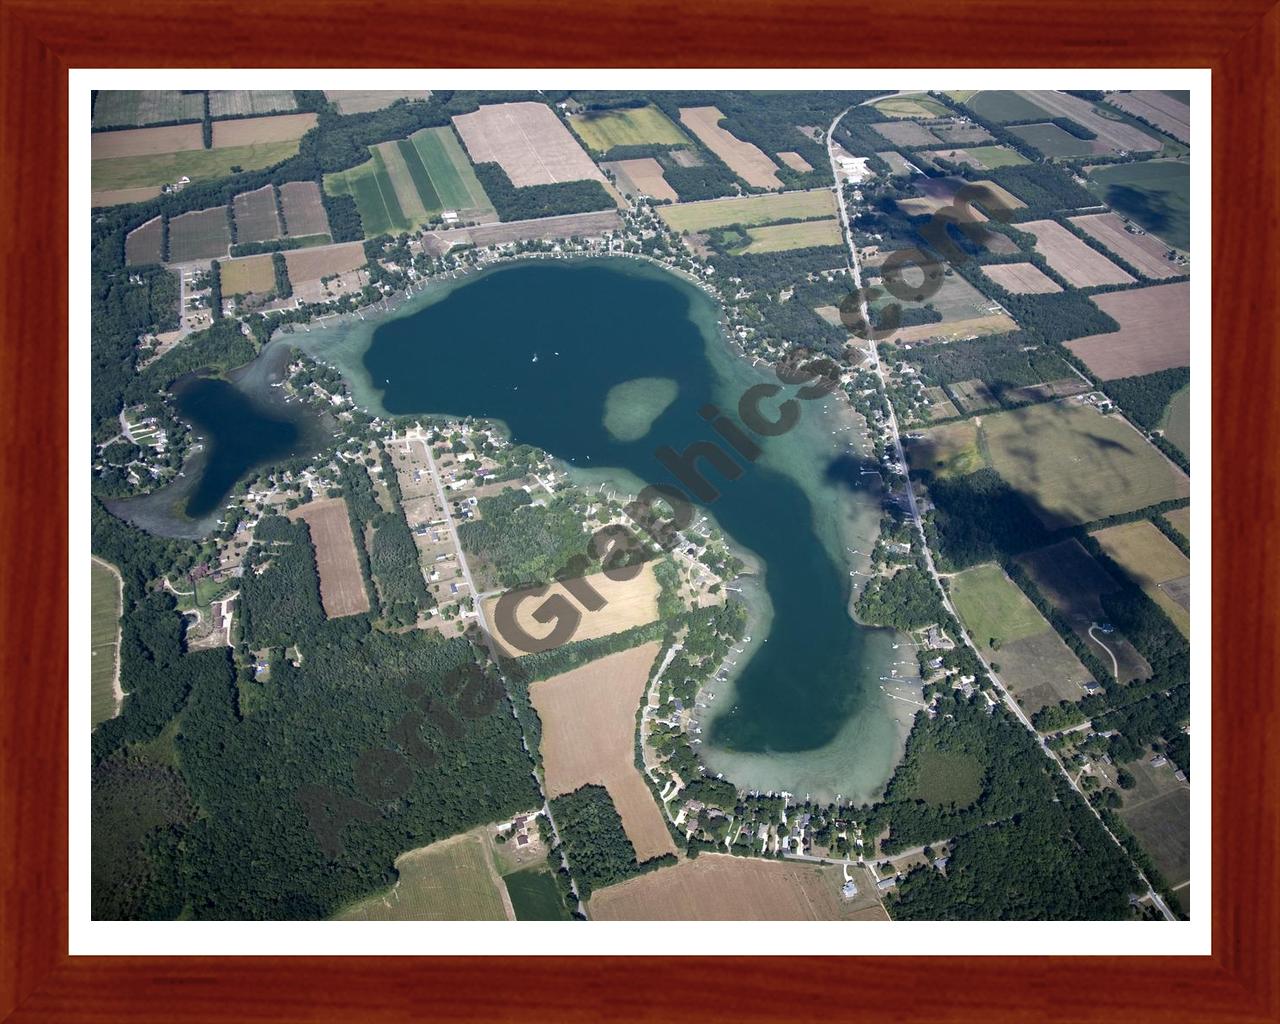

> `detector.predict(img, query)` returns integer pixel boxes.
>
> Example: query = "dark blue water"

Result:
[364,259,876,756]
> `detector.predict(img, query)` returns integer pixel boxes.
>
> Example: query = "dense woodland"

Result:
[549,785,674,898]
[458,487,594,588]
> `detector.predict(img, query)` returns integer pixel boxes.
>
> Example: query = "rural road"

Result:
[825,108,1174,922]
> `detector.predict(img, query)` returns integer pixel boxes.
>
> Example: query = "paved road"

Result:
[825,109,1174,922]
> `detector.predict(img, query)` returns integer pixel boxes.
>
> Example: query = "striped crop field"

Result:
[409,127,495,218]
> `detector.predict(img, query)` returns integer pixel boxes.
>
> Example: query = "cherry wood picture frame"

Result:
[2,1,1276,1020]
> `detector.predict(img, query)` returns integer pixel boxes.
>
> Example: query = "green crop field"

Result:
[1010,122,1099,158]
[91,558,122,728]
[873,94,950,119]
[961,90,1053,123]
[91,140,302,193]
[658,189,836,233]
[735,218,843,253]
[396,139,442,214]
[981,402,1190,528]
[325,153,410,238]
[950,563,1049,649]
[335,831,509,921]
[409,127,495,217]
[962,145,1030,168]
[569,104,689,151]
[503,866,572,920]
[93,90,205,129]
[1087,160,1190,251]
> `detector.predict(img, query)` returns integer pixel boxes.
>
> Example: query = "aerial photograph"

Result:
[88,87,1193,923]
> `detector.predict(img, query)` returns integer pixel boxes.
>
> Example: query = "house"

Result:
[517,834,530,847]
[842,879,859,899]
[876,876,898,892]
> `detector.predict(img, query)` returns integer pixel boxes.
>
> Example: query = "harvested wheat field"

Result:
[777,151,813,172]
[91,123,204,160]
[453,101,606,187]
[589,853,887,921]
[283,241,367,284]
[288,497,370,617]
[1065,281,1190,380]
[211,112,317,147]
[217,254,276,296]
[981,262,1062,294]
[1020,219,1134,288]
[278,180,331,238]
[530,642,675,862]
[679,106,782,189]
[1068,212,1187,277]
[484,562,659,657]
[603,157,678,202]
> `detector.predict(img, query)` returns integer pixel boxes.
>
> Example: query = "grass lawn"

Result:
[950,563,1049,649]
[90,558,122,728]
[91,140,302,192]
[658,189,836,232]
[944,90,979,103]
[569,104,689,151]
[911,749,984,808]
[503,866,572,920]
[335,831,509,921]
[1087,159,1190,251]
[1091,520,1190,637]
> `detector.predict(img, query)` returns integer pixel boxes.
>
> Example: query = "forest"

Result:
[458,487,594,588]
[471,163,615,222]
[1101,367,1189,429]
[549,785,674,898]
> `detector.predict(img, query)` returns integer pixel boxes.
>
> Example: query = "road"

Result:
[1089,623,1121,679]
[825,109,1174,921]
[415,433,585,914]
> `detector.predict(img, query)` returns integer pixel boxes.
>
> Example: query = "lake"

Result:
[291,256,915,802]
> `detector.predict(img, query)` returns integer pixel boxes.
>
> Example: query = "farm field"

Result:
[92,140,303,195]
[1091,520,1191,636]
[1111,756,1190,887]
[926,144,1028,169]
[896,175,1024,219]
[283,242,367,300]
[872,94,950,118]
[457,210,621,248]
[1086,160,1190,251]
[278,180,331,238]
[1068,212,1188,278]
[372,139,435,226]
[124,216,164,265]
[1161,385,1191,458]
[946,379,998,413]
[211,112,317,147]
[288,498,372,618]
[92,123,204,160]
[950,563,1048,650]
[960,90,1054,123]
[1016,538,1151,682]
[93,90,204,129]
[503,866,571,920]
[919,385,960,420]
[409,127,495,218]
[93,186,163,208]
[734,218,843,253]
[335,830,510,921]
[777,151,813,172]
[981,403,1190,528]
[998,628,1097,714]
[217,254,275,295]
[485,562,660,656]
[453,101,607,187]
[874,271,1015,345]
[930,122,995,145]
[1018,91,1162,153]
[589,853,886,921]
[1018,219,1134,287]
[876,151,918,175]
[529,642,675,862]
[325,90,428,114]
[981,261,1062,294]
[168,207,231,262]
[208,90,297,118]
[603,157,678,202]
[568,104,688,151]
[1105,91,1190,144]
[909,419,985,479]
[1164,506,1191,542]
[678,106,782,189]
[658,188,836,232]
[231,184,282,243]
[872,120,940,147]
[1065,282,1190,380]
[1009,122,1108,158]
[91,558,123,728]
[325,154,408,237]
